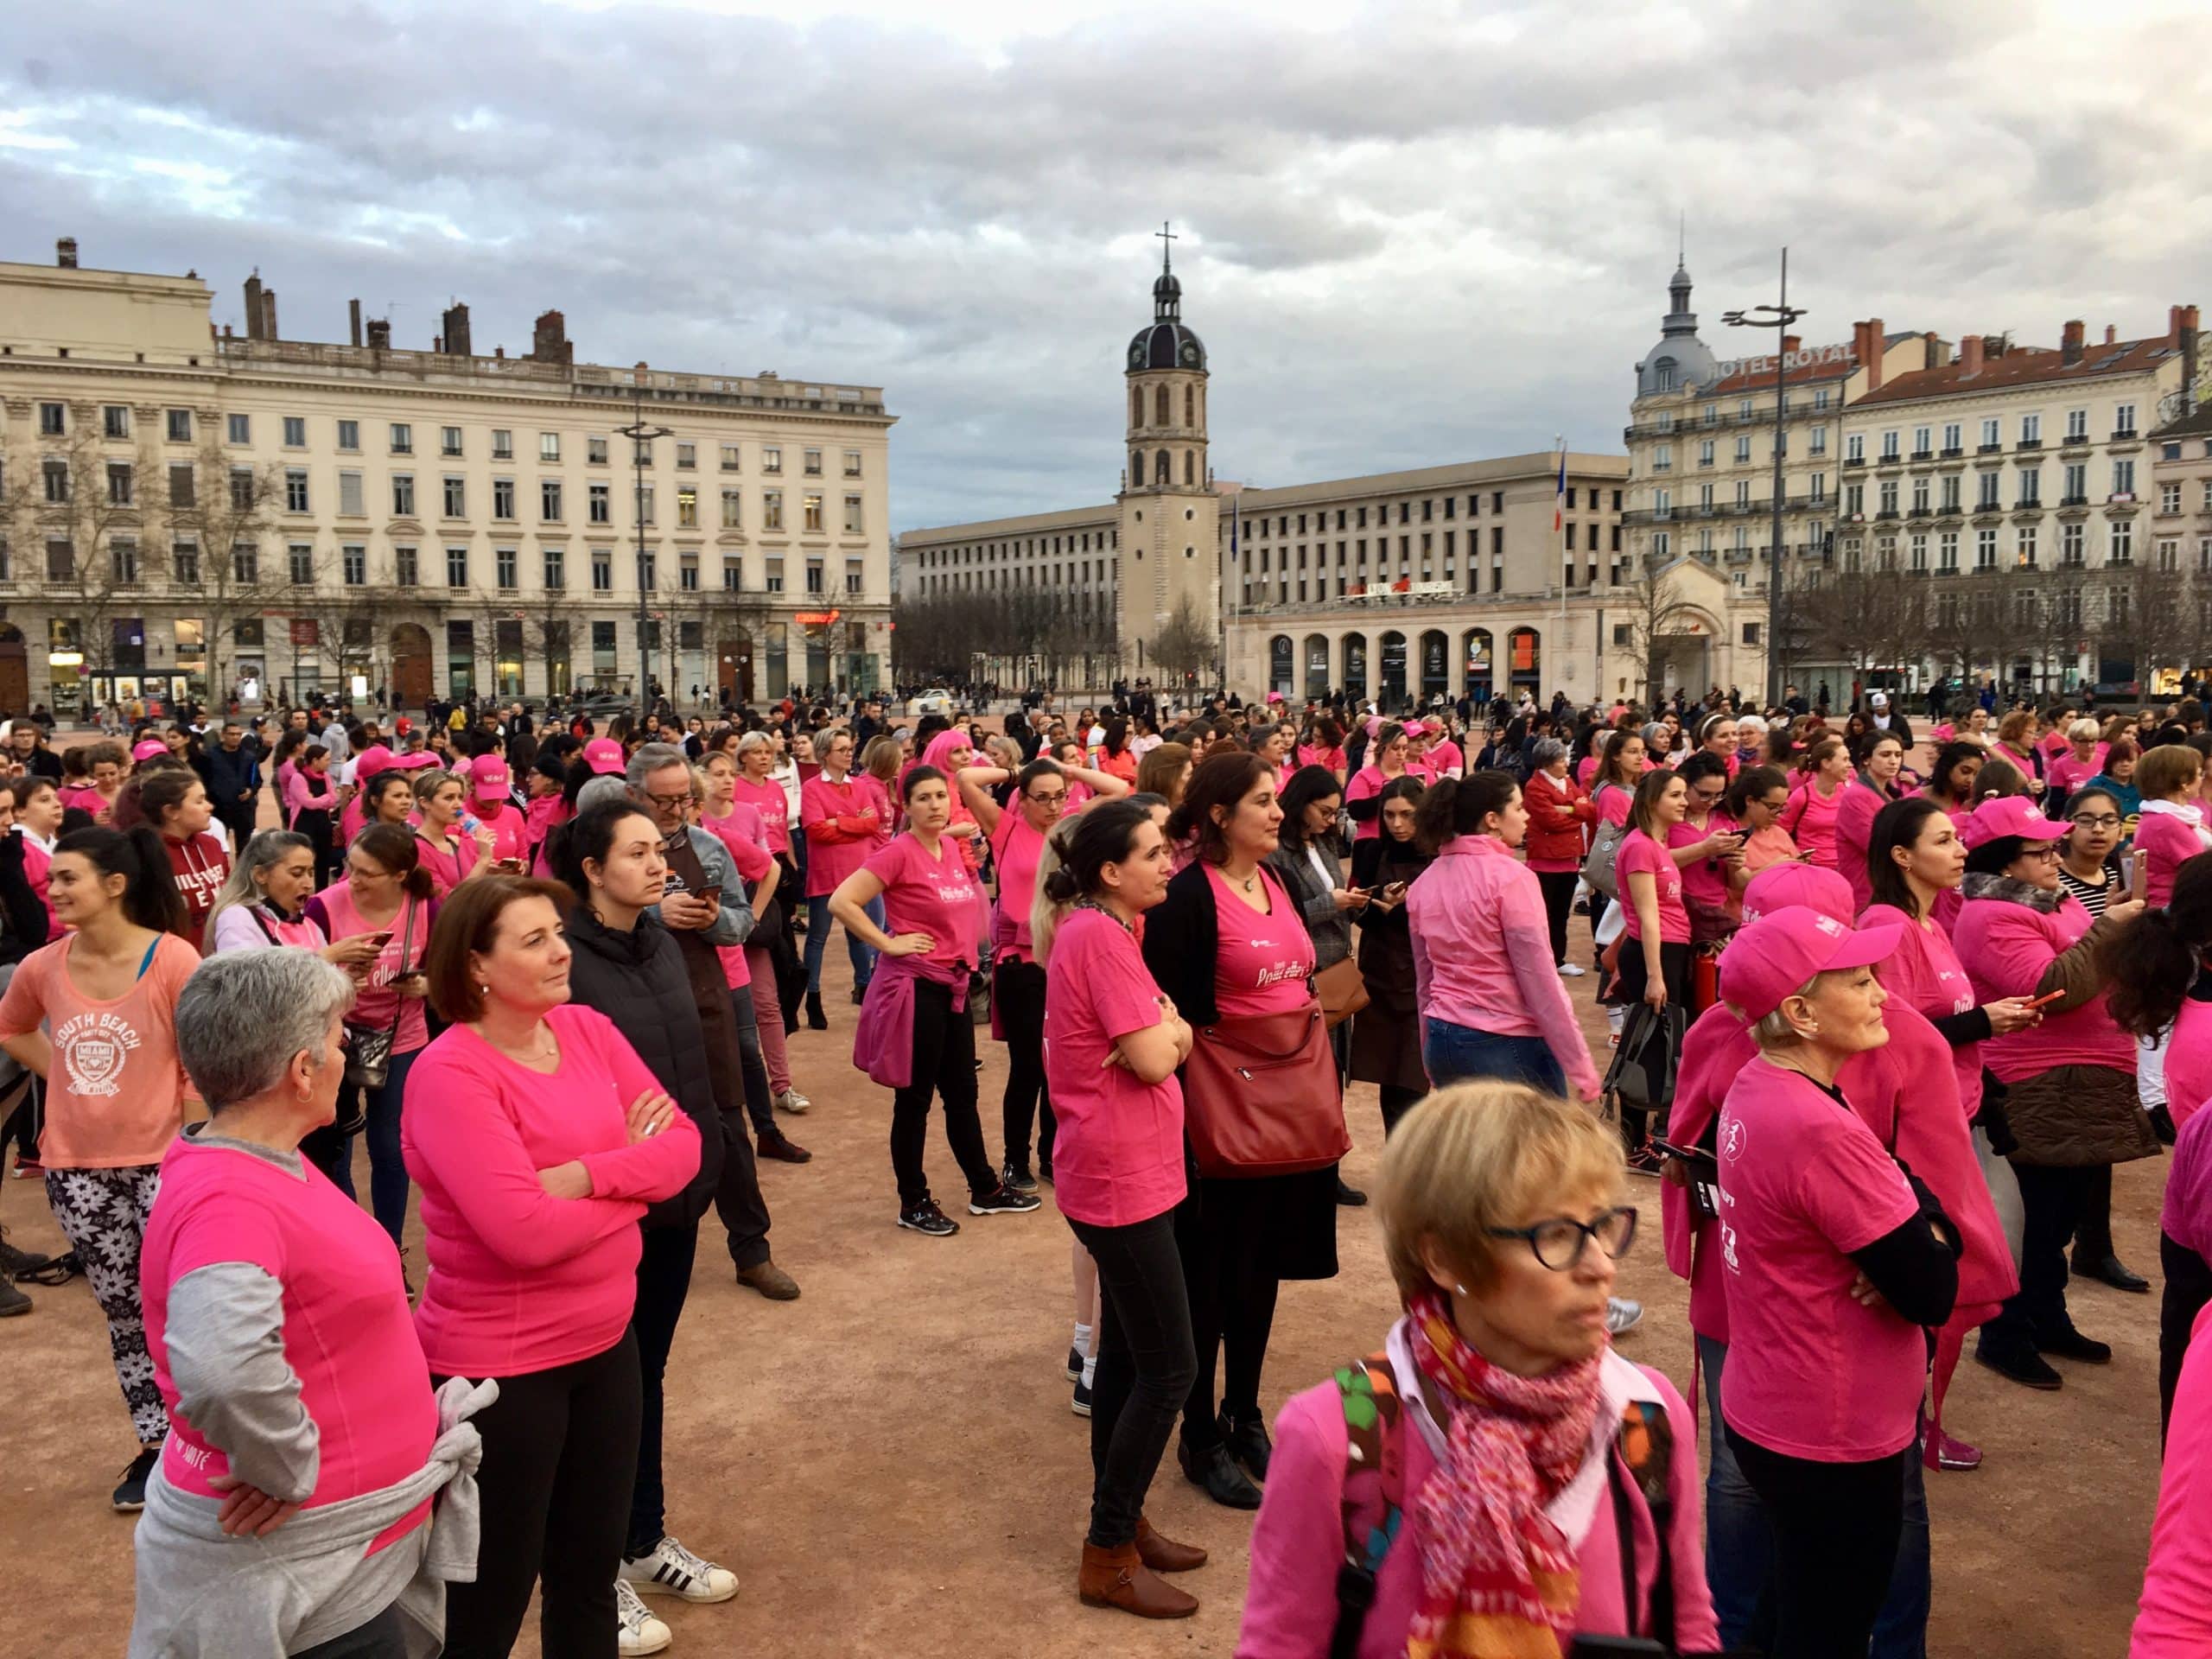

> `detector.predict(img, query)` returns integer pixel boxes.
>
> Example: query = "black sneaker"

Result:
[1624,1145,1665,1179]
[0,1275,28,1318]
[0,1227,55,1280]
[1004,1160,1039,1195]
[757,1127,813,1165]
[2037,1325,2113,1363]
[1065,1344,1084,1382]
[1975,1338,2063,1391]
[897,1199,960,1237]
[113,1447,158,1511]
[969,1182,1041,1217]
[1335,1177,1368,1207]
[1071,1376,1093,1418]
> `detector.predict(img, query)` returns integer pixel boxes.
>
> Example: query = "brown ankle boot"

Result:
[1078,1541,1199,1618]
[1135,1515,1208,1573]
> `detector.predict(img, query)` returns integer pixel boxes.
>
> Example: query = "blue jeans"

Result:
[1421,1019,1564,1093]
[804,893,883,995]
[1705,1333,1931,1658]
[323,1044,421,1246]
[1699,1334,1772,1650]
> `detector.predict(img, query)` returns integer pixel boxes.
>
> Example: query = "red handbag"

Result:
[1181,999,1351,1179]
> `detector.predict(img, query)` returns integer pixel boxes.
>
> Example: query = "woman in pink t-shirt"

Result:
[1669,753,1746,939]
[1918,741,1985,830]
[1343,721,1415,842]
[1614,767,1691,1173]
[410,766,491,898]
[135,948,448,1656]
[402,877,701,1656]
[959,753,1130,1188]
[1032,801,1203,1617]
[2045,719,2107,803]
[1834,730,1906,913]
[1780,734,1851,868]
[1714,909,1961,1659]
[830,766,1040,1234]
[798,729,890,1028]
[0,825,198,1510]
[302,823,436,1247]
[1953,795,2152,1390]
[1726,765,1799,879]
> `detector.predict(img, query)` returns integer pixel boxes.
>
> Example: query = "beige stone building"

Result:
[2149,397,2212,688]
[1839,307,2197,690]
[0,238,896,715]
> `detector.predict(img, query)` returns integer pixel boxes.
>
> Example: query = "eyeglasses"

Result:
[1692,787,1726,803]
[2069,813,2121,830]
[1026,790,1067,805]
[1485,1206,1637,1271]
[2018,844,2063,863]
[644,791,692,811]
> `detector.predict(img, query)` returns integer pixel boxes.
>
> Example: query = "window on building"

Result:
[442,426,463,457]
[592,552,612,592]
[2021,413,2041,445]
[171,540,198,584]
[289,543,315,584]
[1977,472,1999,510]
[677,487,698,529]
[2066,408,2088,442]
[721,490,742,529]
[2018,467,2041,507]
[722,558,743,592]
[334,418,359,452]
[492,429,513,460]
[588,483,610,524]
[230,467,255,510]
[843,449,863,478]
[846,559,865,596]
[1653,444,1672,473]
[395,544,418,586]
[2115,403,2138,437]
[543,547,565,590]
[1942,423,1962,454]
[637,484,654,524]
[2063,523,2086,565]
[446,546,469,588]
[166,409,192,443]
[676,442,696,470]
[227,413,251,445]
[1847,433,1865,463]
[391,474,415,516]
[1913,477,1931,513]
[763,491,784,531]
[342,544,366,586]
[2163,482,2183,513]
[1809,427,1827,455]
[442,476,465,518]
[717,443,741,472]
[390,423,411,454]
[277,415,304,448]
[541,480,563,521]
[539,432,561,462]
[2016,526,2038,567]
[1880,430,1899,461]
[110,538,138,586]
[167,462,197,509]
[1975,528,1998,569]
[496,547,518,589]
[283,468,308,512]
[2064,462,2088,503]
[765,558,785,594]
[762,446,782,475]
[482,478,509,520]
[1735,435,1751,463]
[679,554,699,592]
[2113,459,2137,498]
[637,551,657,590]
[2111,521,2133,564]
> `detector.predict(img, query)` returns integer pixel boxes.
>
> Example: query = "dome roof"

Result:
[1636,259,1719,397]
[1128,320,1206,372]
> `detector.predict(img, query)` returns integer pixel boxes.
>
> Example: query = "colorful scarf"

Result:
[1404,1289,1605,1659]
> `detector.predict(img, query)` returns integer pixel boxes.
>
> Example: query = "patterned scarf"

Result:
[1404,1289,1605,1659]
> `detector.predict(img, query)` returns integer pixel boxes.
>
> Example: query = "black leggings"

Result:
[436,1332,643,1659]
[629,1223,697,1558]
[1069,1211,1198,1548]
[892,977,996,1208]
[1178,1196,1280,1448]
[995,957,1054,1173]
[1535,868,1580,965]
[295,1600,405,1659]
[1379,1084,1426,1137]
[1726,1425,1906,1659]
[2161,1231,2212,1444]
[1982,1160,2094,1349]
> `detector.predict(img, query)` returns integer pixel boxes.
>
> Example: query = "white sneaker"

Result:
[622,1533,741,1605]
[1557,963,1586,977]
[614,1580,673,1655]
[774,1087,810,1115]
[1605,1297,1643,1336]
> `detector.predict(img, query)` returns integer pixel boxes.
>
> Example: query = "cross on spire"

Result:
[1157,220,1177,275]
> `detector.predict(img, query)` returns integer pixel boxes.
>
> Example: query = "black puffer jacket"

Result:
[562,903,725,1230]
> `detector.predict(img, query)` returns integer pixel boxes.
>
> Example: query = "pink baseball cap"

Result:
[130,739,168,762]
[1740,862,1855,927]
[1723,911,1902,1023]
[470,755,512,798]
[352,744,395,779]
[1961,794,2069,850]
[393,751,439,771]
[583,737,626,776]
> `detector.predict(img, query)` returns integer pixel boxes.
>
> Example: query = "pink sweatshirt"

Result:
[2137,803,2212,907]
[1833,777,1893,913]
[283,767,335,826]
[1781,776,1844,868]
[400,1004,702,1377]
[801,771,887,896]
[1404,836,1602,1098]
[1236,1338,1717,1659]
[2135,1300,2212,1656]
[1955,889,2133,1081]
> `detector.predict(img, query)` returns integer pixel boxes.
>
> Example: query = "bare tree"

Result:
[2104,558,2195,690]
[1149,593,1214,689]
[157,432,288,700]
[1616,564,1701,708]
[1,417,159,688]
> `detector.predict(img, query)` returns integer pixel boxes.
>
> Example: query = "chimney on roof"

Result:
[1961,334,1984,375]
[433,336,443,354]
[2171,305,2186,346]
[365,317,391,351]
[2106,324,2118,346]
[2183,304,2202,416]
[1923,332,1943,370]
[441,302,472,358]
[260,289,278,341]
[55,238,78,269]
[348,299,363,348]
[1855,319,1885,391]
[528,309,573,368]
[1782,334,1801,355]
[244,273,264,340]
[2063,319,2084,365]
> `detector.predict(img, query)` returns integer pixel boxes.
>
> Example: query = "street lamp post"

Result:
[617,379,673,724]
[1723,249,1806,709]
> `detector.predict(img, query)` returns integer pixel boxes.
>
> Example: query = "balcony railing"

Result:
[2017,436,2043,450]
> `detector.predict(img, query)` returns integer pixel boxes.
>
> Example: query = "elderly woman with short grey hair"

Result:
[1522,737,1596,974]
[132,949,486,1658]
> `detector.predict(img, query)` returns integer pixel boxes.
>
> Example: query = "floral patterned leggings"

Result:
[44,1163,169,1445]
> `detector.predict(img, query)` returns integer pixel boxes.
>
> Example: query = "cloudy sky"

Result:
[8,0,2212,536]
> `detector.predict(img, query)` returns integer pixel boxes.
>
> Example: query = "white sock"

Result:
[1082,1351,1098,1389]
[1073,1321,1094,1359]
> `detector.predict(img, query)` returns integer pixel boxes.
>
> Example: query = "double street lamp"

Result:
[617,379,673,723]
[1724,248,1807,709]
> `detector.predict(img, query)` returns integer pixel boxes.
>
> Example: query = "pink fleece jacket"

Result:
[399,1004,702,1378]
[1404,835,1602,1098]
[2135,1301,2212,1655]
[1236,1339,1717,1659]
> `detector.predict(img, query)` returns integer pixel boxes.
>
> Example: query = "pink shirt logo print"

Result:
[53,1010,142,1097]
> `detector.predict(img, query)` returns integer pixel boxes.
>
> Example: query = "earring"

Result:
[1454,1283,1469,1297]
[479,982,490,995]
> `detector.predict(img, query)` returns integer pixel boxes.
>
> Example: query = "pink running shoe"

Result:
[1922,1426,1982,1472]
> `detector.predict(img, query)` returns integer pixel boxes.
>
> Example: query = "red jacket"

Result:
[1522,767,1593,871]
[163,831,232,951]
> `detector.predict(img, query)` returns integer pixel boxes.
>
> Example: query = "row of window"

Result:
[1243,489,1624,539]
[1645,388,1836,420]
[1840,459,2145,518]
[1130,385,1204,431]
[1652,429,1829,471]
[1834,519,2167,574]
[1844,405,2139,462]
[28,403,864,476]
[1241,524,1620,572]
[4,534,868,598]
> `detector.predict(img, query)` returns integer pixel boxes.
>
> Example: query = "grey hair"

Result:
[1641,721,1674,754]
[576,774,637,813]
[1530,737,1568,770]
[733,730,773,760]
[176,950,357,1110]
[1745,976,1821,1046]
[626,742,690,790]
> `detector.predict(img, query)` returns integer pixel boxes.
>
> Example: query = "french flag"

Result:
[1553,439,1567,533]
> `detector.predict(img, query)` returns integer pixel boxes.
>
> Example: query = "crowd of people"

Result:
[1,676,2210,1656]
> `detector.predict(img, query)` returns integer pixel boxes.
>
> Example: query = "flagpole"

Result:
[1554,434,1567,701]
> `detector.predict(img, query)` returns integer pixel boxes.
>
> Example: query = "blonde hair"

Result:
[1028,816,1077,968]
[1376,1083,1622,1303]
[2069,718,2100,743]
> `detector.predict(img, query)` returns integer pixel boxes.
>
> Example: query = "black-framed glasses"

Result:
[2069,812,2121,830]
[1027,789,1068,805]
[1485,1206,1637,1271]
